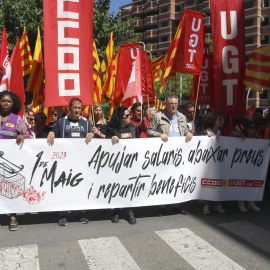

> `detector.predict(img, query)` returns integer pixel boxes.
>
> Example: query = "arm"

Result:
[47,120,61,146]
[85,120,94,144]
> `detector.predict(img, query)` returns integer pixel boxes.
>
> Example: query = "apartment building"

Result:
[120,0,270,108]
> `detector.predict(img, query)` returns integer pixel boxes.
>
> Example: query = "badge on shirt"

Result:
[6,123,14,128]
[71,132,80,137]
[174,124,179,132]
[121,133,132,138]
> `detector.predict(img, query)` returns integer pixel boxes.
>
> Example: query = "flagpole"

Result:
[91,106,95,127]
[193,76,201,130]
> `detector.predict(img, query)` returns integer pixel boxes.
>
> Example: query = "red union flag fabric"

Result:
[190,44,214,106]
[171,11,205,75]
[114,43,141,100]
[211,0,246,115]
[43,0,94,107]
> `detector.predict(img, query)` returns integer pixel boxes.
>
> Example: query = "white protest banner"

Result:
[0,137,268,214]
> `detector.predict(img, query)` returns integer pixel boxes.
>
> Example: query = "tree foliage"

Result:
[93,0,140,59]
[155,73,193,102]
[0,0,140,59]
[0,0,43,52]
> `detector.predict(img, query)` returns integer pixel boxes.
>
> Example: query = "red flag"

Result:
[122,49,142,107]
[114,43,141,100]
[7,38,25,116]
[152,10,204,93]
[0,26,9,86]
[43,0,94,106]
[190,44,214,106]
[211,0,246,115]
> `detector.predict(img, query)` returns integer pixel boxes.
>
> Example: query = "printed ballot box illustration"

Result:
[0,151,25,199]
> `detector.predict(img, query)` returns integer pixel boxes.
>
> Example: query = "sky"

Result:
[109,0,132,14]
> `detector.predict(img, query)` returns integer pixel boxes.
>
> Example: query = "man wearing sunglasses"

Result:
[184,103,204,135]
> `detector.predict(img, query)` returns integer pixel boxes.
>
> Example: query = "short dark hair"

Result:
[185,103,195,110]
[254,108,263,115]
[0,90,22,114]
[131,102,142,112]
[205,112,220,130]
[69,98,82,108]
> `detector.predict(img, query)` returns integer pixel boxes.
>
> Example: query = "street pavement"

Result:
[0,200,269,270]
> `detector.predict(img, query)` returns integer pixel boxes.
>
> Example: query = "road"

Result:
[0,200,269,270]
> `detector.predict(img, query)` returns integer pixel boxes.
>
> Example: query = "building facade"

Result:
[120,0,270,108]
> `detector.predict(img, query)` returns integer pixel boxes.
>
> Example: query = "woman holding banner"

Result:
[106,106,137,224]
[201,112,226,215]
[89,103,107,139]
[0,90,31,231]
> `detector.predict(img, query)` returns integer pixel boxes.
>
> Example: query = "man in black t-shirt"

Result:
[47,98,94,226]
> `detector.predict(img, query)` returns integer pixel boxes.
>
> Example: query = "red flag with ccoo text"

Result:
[43,0,94,107]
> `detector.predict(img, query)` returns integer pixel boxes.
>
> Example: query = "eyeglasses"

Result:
[122,114,131,119]
[52,114,58,117]
[29,118,35,122]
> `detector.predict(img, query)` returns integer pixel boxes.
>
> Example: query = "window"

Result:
[245,19,253,27]
[175,20,180,27]
[262,35,269,44]
[161,36,168,42]
[262,17,270,26]
[161,21,168,27]
[186,0,194,6]
[262,0,270,7]
[246,56,250,63]
[176,5,182,12]
[161,7,168,13]
[244,2,253,9]
[245,38,253,44]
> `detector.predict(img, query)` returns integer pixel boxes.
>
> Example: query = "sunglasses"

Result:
[122,114,131,119]
[34,119,39,122]
[29,118,35,122]
[52,114,58,117]
[41,116,47,119]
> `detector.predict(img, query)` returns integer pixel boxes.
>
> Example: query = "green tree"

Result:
[93,0,140,58]
[0,0,43,52]
[155,73,193,102]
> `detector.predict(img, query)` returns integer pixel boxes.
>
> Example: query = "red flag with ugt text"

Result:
[171,11,205,75]
[211,0,246,115]
[114,43,141,101]
[43,0,94,106]
[190,44,214,106]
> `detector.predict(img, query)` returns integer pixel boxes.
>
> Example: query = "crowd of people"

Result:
[1,91,269,231]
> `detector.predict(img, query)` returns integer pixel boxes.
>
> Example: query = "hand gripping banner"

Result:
[43,0,94,107]
[210,0,246,115]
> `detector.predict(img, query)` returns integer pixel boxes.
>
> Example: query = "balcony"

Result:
[134,19,144,28]
[185,0,195,9]
[144,29,158,39]
[145,15,158,25]
[203,16,211,26]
